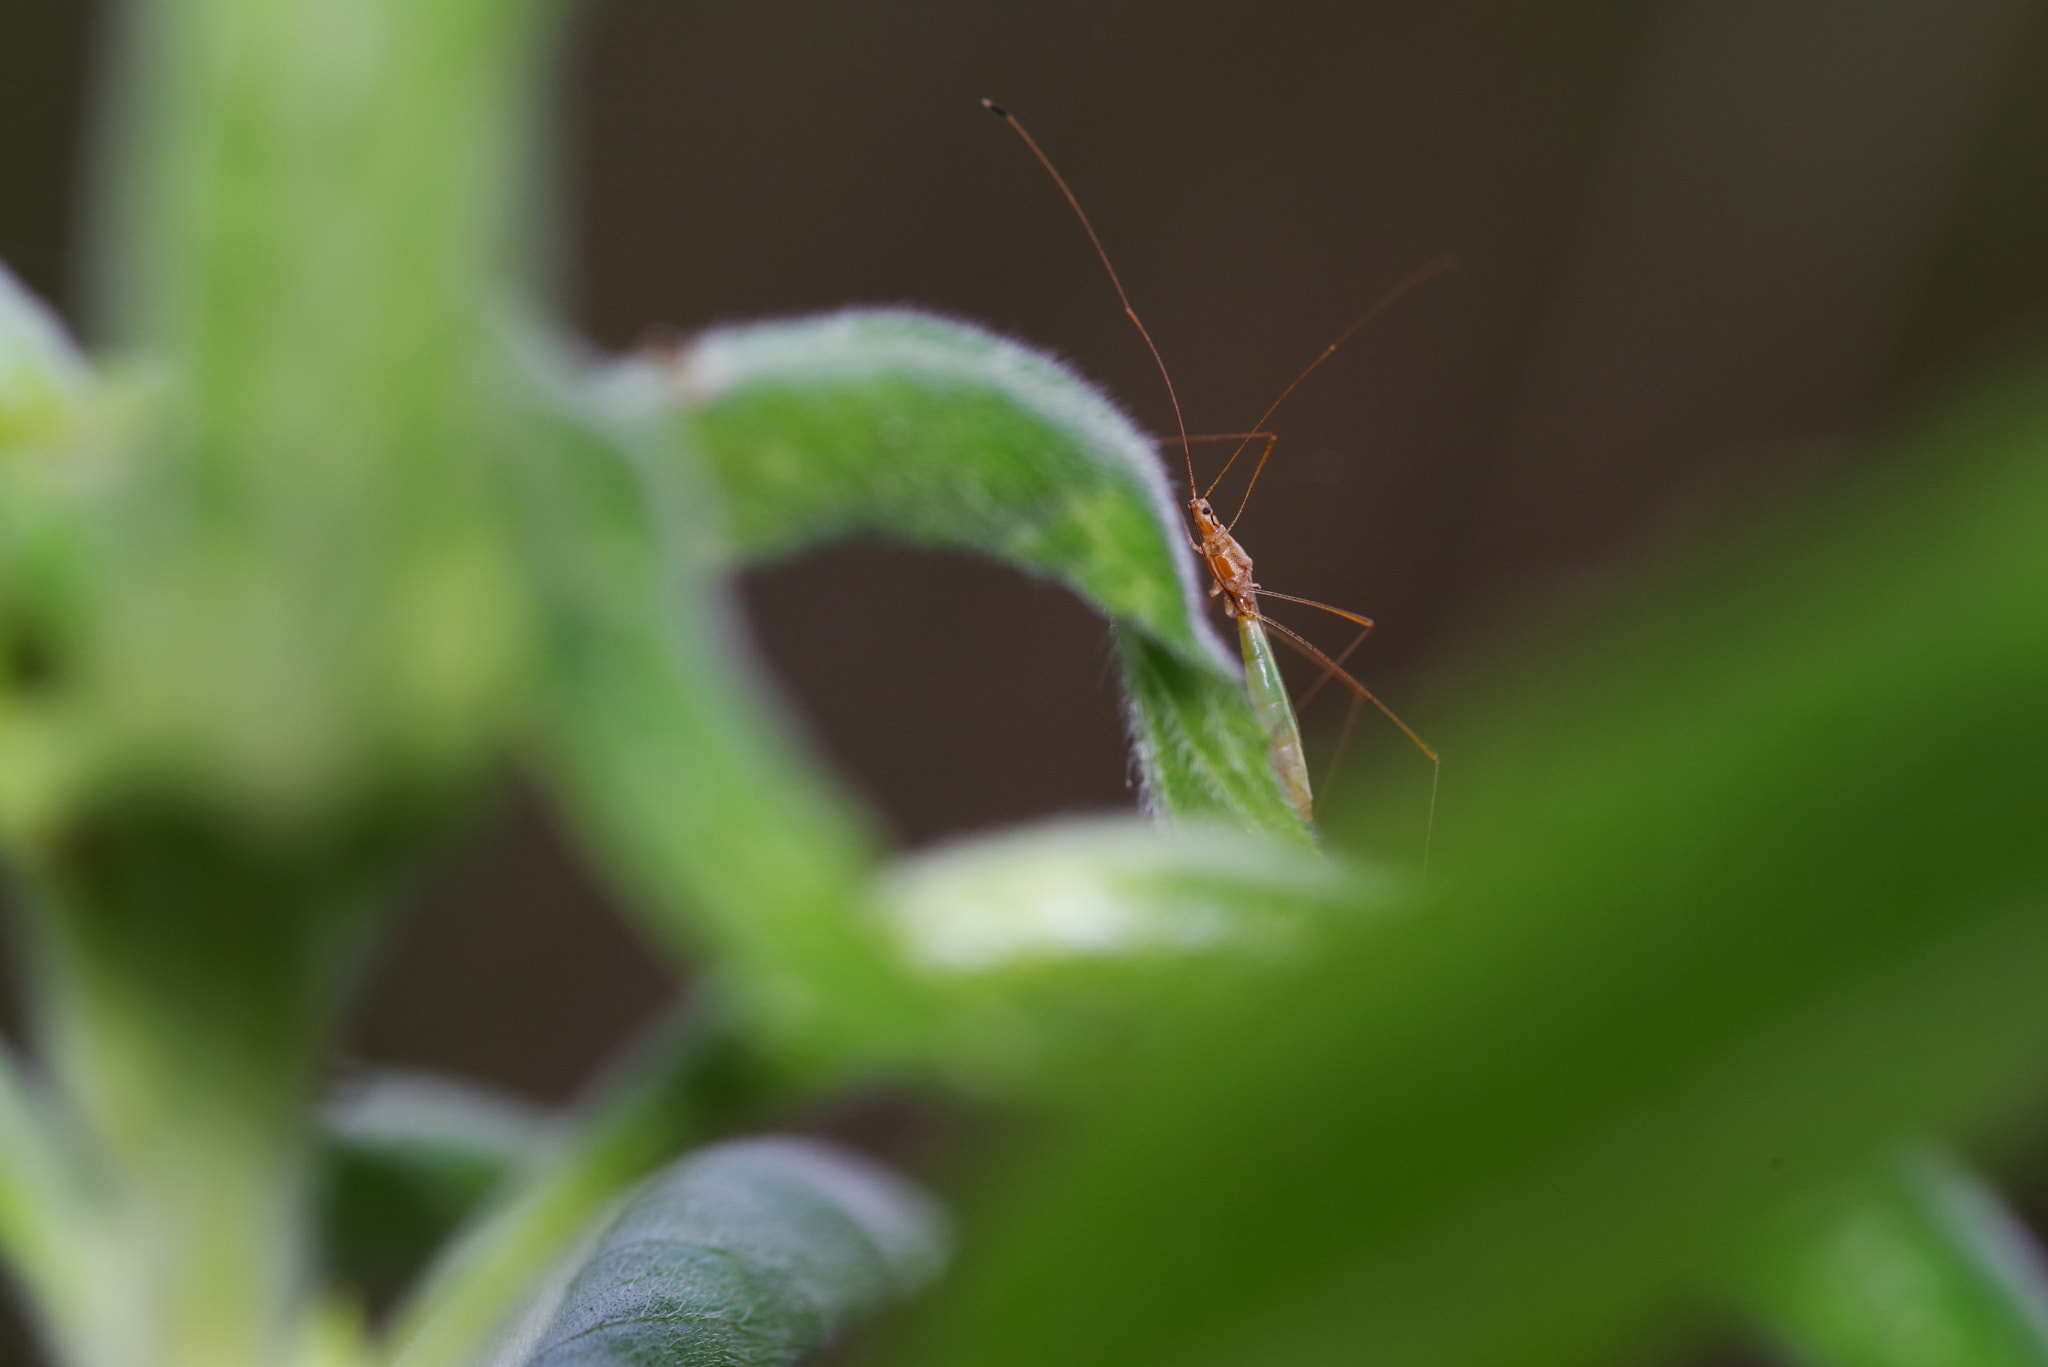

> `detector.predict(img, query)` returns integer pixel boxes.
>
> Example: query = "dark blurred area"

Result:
[3,0,2046,1146]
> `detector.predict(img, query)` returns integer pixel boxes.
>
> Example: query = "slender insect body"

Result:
[1187,496,1315,822]
[1188,497,1257,618]
[1236,615,1315,825]
[985,100,1442,847]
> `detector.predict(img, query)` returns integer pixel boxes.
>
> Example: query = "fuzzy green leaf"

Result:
[519,357,925,1069]
[532,337,1339,1086]
[503,1138,944,1367]
[1111,626,1308,838]
[651,308,1301,839]
[536,313,1343,1085]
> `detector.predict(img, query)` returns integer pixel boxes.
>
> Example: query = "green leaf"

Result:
[1734,1150,2048,1367]
[655,308,1301,840]
[530,310,1319,1075]
[897,372,2048,1367]
[504,1138,944,1367]
[1112,626,1308,838]
[877,813,1377,1092]
[387,1001,770,1367]
[0,263,103,837]
[1,8,572,1361]
[320,1070,545,1309]
[520,354,924,1068]
[533,337,1350,1091]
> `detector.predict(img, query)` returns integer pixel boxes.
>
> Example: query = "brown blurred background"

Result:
[3,0,2047,1128]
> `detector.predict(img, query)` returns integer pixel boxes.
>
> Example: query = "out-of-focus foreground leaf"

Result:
[1732,1150,2048,1367]
[384,1001,772,1367]
[0,4,566,1363]
[656,308,1302,841]
[898,374,2048,1367]
[0,266,103,839]
[497,1138,944,1367]
[876,814,1379,1092]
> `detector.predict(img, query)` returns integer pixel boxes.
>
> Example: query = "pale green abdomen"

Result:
[1238,615,1313,826]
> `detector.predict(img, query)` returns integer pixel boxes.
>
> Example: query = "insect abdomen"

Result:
[1237,615,1314,826]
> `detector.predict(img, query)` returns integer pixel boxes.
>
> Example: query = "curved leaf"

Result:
[650,308,1301,839]
[519,356,925,1068]
[526,309,1368,1114]
[507,1138,944,1367]
[1112,626,1307,838]
[678,310,1202,644]
[530,330,1324,1088]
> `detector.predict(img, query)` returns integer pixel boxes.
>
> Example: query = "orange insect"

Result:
[984,100,1444,839]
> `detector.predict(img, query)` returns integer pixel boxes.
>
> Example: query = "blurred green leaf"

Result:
[501,1137,944,1367]
[0,264,103,838]
[79,0,558,821]
[877,813,1377,1092]
[655,308,1301,840]
[320,1069,545,1310]
[1734,1150,2048,1367]
[898,374,2048,1367]
[0,3,571,1361]
[12,804,435,1367]
[883,815,1362,972]
[387,997,771,1367]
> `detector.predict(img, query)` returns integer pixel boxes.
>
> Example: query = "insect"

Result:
[983,100,1443,838]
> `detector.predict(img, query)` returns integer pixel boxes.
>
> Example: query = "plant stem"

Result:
[15,803,401,1367]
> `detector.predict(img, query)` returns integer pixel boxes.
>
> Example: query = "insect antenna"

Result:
[1209,254,1458,529]
[983,100,1196,495]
